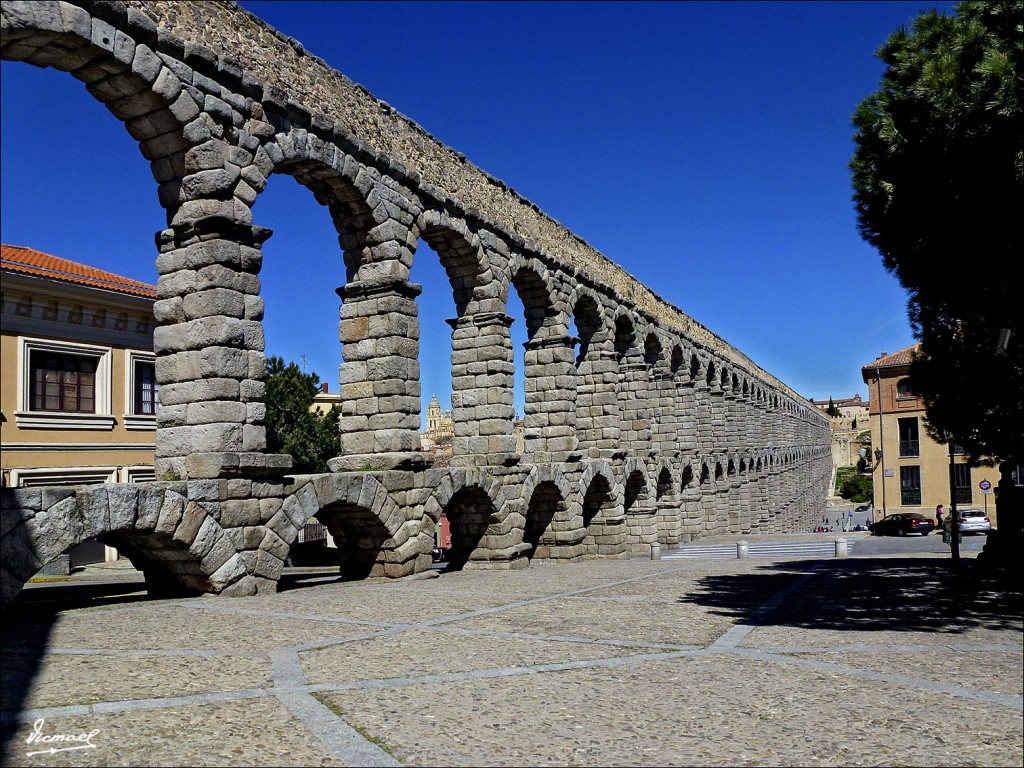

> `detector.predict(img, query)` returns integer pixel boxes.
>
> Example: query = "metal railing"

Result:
[298,521,327,544]
[898,439,920,457]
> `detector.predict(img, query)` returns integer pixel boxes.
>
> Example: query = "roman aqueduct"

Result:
[0,0,832,603]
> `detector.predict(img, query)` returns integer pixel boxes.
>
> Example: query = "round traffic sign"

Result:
[979,479,992,491]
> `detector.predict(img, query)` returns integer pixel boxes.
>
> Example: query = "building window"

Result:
[135,360,158,414]
[31,353,95,413]
[898,417,920,457]
[11,467,117,487]
[123,466,156,483]
[896,378,914,398]
[900,465,922,506]
[16,337,114,429]
[953,463,972,505]
[124,351,158,430]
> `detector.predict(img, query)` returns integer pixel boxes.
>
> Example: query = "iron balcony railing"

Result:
[899,439,920,457]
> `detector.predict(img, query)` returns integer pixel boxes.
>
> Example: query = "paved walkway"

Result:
[1,542,1021,767]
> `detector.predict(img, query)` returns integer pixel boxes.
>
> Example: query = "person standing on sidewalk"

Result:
[935,504,944,528]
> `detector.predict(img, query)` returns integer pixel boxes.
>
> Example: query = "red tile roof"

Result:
[862,343,920,371]
[1,244,157,300]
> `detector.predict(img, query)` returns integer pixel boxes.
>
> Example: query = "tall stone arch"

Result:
[509,255,575,454]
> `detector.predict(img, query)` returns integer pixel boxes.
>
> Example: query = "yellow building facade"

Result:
[862,345,998,528]
[1,245,158,559]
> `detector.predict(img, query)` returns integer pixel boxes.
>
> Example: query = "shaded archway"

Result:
[579,462,624,557]
[510,257,573,454]
[314,501,390,580]
[522,481,566,559]
[570,291,608,453]
[623,469,648,514]
[443,486,502,570]
[0,485,250,605]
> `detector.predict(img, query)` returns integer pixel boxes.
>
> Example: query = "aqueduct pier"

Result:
[1,0,831,603]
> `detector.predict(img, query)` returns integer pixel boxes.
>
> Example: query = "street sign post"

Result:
[979,479,992,515]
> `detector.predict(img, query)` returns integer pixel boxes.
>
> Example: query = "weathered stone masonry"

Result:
[0,0,831,604]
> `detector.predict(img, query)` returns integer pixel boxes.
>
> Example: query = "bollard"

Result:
[835,538,848,558]
[651,542,661,560]
[737,541,749,559]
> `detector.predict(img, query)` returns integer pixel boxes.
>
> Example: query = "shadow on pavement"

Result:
[1,605,56,766]
[0,581,185,764]
[679,558,1023,634]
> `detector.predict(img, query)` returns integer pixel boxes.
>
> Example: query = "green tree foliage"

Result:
[850,0,1023,466]
[838,471,873,503]
[264,356,341,473]
[826,397,841,417]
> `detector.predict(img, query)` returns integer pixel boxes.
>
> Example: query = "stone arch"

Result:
[265,134,388,276]
[613,311,637,362]
[520,465,572,561]
[1,4,192,217]
[671,344,686,378]
[252,136,416,470]
[567,287,611,453]
[655,463,676,502]
[621,457,651,512]
[521,462,574,511]
[281,473,417,580]
[509,256,575,453]
[413,212,517,459]
[0,484,251,604]
[578,460,620,511]
[577,460,624,553]
[422,468,516,570]
[508,254,559,341]
[415,208,489,317]
[566,286,600,363]
[0,5,268,481]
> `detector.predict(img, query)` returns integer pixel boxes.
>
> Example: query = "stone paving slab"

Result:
[321,653,1022,767]
[1,651,270,709]
[3,697,344,768]
[300,629,651,686]
[239,582,522,625]
[0,602,383,654]
[787,650,1024,698]
[2,550,1020,767]
[450,594,734,647]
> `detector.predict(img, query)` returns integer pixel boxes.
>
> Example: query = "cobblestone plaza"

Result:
[2,543,1020,767]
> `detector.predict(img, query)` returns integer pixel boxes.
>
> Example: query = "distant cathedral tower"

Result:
[423,394,453,442]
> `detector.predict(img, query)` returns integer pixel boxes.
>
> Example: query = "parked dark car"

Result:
[854,504,871,513]
[868,513,935,537]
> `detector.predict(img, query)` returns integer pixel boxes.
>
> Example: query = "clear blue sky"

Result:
[1,1,957,425]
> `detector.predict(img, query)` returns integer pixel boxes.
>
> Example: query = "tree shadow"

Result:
[678,558,1023,634]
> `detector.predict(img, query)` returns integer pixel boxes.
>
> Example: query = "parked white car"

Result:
[957,508,992,535]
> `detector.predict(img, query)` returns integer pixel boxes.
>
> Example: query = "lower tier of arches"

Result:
[0,451,832,604]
